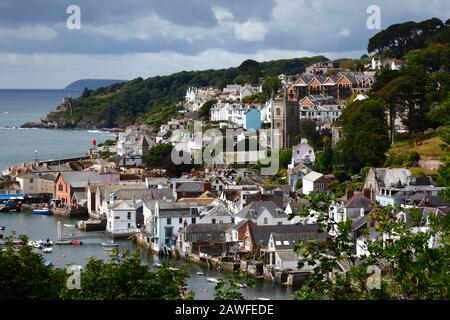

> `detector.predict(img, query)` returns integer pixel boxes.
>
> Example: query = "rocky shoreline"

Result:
[20,110,123,132]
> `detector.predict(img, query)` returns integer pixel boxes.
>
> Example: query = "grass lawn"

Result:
[388,136,447,160]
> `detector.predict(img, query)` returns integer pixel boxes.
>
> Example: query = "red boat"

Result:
[71,240,82,246]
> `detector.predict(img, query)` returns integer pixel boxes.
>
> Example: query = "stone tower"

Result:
[271,92,299,149]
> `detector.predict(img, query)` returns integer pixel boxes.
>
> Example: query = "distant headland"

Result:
[64,79,128,91]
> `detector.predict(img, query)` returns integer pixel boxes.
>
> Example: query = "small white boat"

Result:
[0,240,5,245]
[169,267,179,272]
[237,283,246,288]
[197,272,205,276]
[101,242,119,248]
[63,224,76,228]
[153,263,162,268]
[43,247,53,253]
[207,278,222,284]
[255,298,271,300]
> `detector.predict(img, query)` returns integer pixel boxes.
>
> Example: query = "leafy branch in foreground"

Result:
[292,195,450,300]
[214,271,255,300]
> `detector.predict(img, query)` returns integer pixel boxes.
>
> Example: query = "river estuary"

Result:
[0,212,293,300]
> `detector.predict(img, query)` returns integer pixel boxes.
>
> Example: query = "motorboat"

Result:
[153,263,162,268]
[63,224,76,228]
[0,240,5,245]
[42,240,53,247]
[197,272,205,276]
[32,208,52,216]
[71,240,82,246]
[0,226,5,231]
[101,242,119,248]
[54,240,72,245]
[207,278,222,284]
[43,247,53,253]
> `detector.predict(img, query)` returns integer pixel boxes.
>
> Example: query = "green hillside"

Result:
[54,56,328,129]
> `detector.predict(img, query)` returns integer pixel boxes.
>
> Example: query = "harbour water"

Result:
[0,89,116,170]
[0,89,293,299]
[0,212,293,300]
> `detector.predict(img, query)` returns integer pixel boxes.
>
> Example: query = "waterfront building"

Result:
[54,171,102,208]
[142,201,199,254]
[106,196,143,236]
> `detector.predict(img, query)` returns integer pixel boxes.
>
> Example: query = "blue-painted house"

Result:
[243,108,261,131]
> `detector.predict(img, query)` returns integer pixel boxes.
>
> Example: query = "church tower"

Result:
[271,91,299,149]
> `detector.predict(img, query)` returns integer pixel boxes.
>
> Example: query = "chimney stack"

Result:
[346,188,354,200]
[363,188,371,199]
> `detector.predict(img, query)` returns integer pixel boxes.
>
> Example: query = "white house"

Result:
[235,201,289,225]
[199,203,234,224]
[143,201,199,253]
[106,198,141,236]
[291,139,315,166]
[302,171,332,195]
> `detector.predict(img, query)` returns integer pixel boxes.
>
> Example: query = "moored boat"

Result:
[54,240,72,245]
[32,209,52,216]
[207,277,222,284]
[71,240,82,246]
[101,242,119,248]
[43,247,53,253]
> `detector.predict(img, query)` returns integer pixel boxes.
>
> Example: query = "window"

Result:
[191,217,196,224]
[167,218,172,225]
[179,217,183,224]
[283,241,290,245]
[58,184,64,192]
[128,223,131,229]
[212,218,216,224]
[276,108,281,116]
[29,178,34,183]
[127,212,131,220]
[277,221,282,225]
[263,217,268,225]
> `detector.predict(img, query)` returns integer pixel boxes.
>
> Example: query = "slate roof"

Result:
[59,171,102,188]
[250,223,323,247]
[276,251,299,262]
[271,229,327,250]
[236,201,287,220]
[203,203,233,218]
[176,181,205,193]
[374,168,411,188]
[157,202,199,218]
[302,171,323,182]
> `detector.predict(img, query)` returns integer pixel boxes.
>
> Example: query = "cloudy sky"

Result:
[0,0,449,88]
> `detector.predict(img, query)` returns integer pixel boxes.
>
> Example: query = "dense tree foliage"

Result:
[199,99,218,121]
[335,100,390,173]
[144,143,174,168]
[262,77,281,99]
[0,236,189,300]
[57,56,327,128]
[368,18,446,58]
[294,193,450,300]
